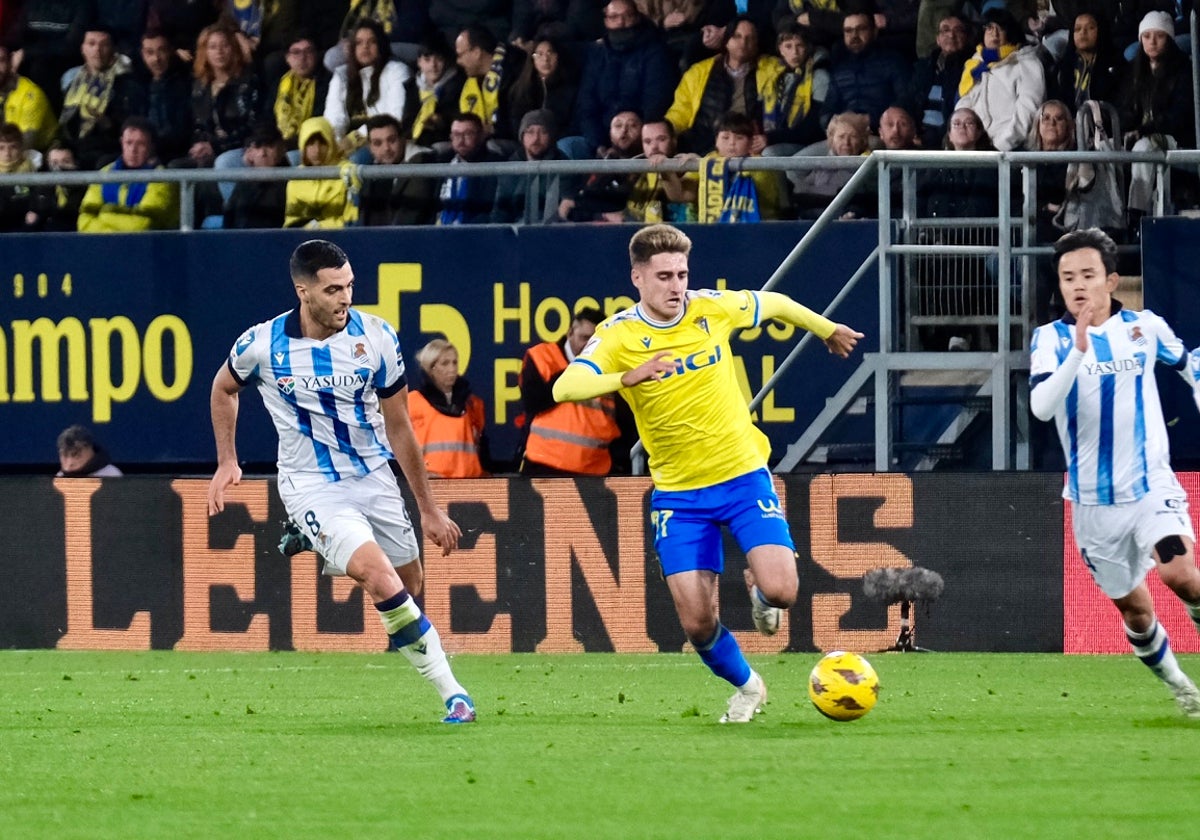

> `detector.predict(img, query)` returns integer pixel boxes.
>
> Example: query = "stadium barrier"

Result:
[12,470,1193,655]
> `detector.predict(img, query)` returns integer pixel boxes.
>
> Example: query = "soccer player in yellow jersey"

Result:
[554,224,863,722]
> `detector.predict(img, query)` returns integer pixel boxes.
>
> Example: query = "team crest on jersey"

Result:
[235,329,255,355]
[277,376,296,395]
[353,342,369,364]
[694,316,710,335]
[1129,326,1145,345]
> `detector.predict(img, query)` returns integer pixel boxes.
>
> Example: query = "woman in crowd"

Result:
[1048,12,1126,110]
[407,339,489,479]
[506,35,578,140]
[1118,10,1196,219]
[789,111,871,219]
[186,22,263,166]
[324,18,412,154]
[956,7,1045,151]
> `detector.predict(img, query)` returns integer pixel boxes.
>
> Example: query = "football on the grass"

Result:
[808,651,880,721]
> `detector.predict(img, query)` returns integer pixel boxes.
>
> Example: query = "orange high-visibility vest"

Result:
[407,389,487,478]
[522,341,620,475]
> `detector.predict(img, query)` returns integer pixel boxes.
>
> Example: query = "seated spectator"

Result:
[507,35,578,141]
[637,0,706,68]
[1026,99,1076,321]
[0,44,58,152]
[454,24,523,143]
[559,109,644,222]
[56,424,123,477]
[118,30,195,165]
[358,113,438,226]
[909,12,971,149]
[0,121,36,231]
[185,22,262,167]
[325,19,411,155]
[760,22,829,155]
[956,7,1045,151]
[624,117,696,222]
[58,26,130,170]
[224,122,289,229]
[283,115,357,228]
[77,116,179,231]
[877,103,918,149]
[695,0,778,59]
[1048,12,1125,111]
[665,16,781,154]
[324,0,433,72]
[822,9,912,131]
[694,110,783,221]
[436,112,502,224]
[11,0,94,113]
[492,109,571,224]
[146,0,221,63]
[774,0,846,52]
[28,140,87,230]
[408,339,490,479]
[410,35,463,147]
[789,110,871,219]
[917,107,1001,351]
[569,0,678,157]
[1119,11,1197,219]
[510,0,604,54]
[273,31,331,151]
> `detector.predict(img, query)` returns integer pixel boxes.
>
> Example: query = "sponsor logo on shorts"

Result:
[757,498,785,519]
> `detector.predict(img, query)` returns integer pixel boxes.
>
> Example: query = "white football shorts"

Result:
[1072,477,1196,599]
[278,466,420,576]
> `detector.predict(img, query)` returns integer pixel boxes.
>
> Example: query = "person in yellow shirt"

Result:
[553,224,863,722]
[283,116,357,228]
[0,44,57,151]
[77,117,178,232]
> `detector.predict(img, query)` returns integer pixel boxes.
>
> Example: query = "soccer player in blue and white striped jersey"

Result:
[207,240,475,724]
[1031,227,1200,717]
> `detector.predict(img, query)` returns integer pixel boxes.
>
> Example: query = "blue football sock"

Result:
[695,624,752,688]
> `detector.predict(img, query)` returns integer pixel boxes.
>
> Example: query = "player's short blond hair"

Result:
[629,224,692,268]
[415,338,457,373]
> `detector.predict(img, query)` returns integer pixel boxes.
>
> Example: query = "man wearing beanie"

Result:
[491,108,572,224]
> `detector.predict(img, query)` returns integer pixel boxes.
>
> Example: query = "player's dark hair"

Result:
[1052,227,1118,275]
[290,240,349,281]
[574,307,606,326]
[629,224,692,267]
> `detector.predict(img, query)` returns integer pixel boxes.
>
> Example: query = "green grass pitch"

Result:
[3,651,1199,839]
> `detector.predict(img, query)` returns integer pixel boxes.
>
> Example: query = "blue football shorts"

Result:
[650,467,795,577]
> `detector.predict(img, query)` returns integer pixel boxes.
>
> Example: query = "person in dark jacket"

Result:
[435,111,502,224]
[821,9,912,130]
[507,34,578,140]
[359,112,437,226]
[117,29,194,163]
[223,121,288,228]
[492,108,571,224]
[1048,12,1125,111]
[908,12,971,149]
[569,0,678,155]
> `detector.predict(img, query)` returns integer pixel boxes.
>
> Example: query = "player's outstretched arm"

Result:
[553,353,676,402]
[380,389,462,556]
[208,364,244,516]
[823,323,865,358]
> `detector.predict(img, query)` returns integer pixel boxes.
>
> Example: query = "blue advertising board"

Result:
[0,222,879,467]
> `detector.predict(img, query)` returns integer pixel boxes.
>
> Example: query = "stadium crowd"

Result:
[0,0,1195,233]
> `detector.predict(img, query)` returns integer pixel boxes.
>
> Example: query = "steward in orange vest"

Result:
[409,339,489,478]
[519,309,629,476]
